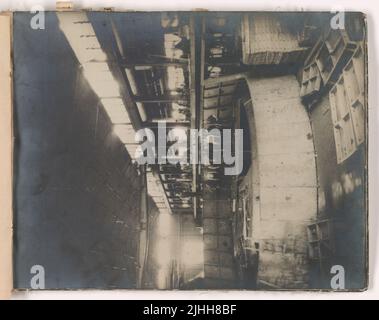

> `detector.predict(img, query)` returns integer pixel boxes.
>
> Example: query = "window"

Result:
[300,62,322,100]
[315,29,356,87]
[329,45,365,164]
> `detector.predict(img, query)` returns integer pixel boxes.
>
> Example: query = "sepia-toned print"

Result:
[11,11,367,290]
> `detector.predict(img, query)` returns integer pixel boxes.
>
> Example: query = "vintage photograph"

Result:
[11,11,367,290]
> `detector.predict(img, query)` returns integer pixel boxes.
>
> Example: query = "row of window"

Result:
[329,45,365,164]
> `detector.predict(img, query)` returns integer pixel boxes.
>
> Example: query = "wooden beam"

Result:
[204,72,247,88]
[189,16,198,220]
[162,178,192,183]
[204,92,234,100]
[205,82,238,91]
[147,120,190,126]
[121,56,188,68]
[204,104,233,110]
[123,62,186,68]
[137,165,148,288]
[168,199,192,203]
[133,94,183,103]
[183,16,208,221]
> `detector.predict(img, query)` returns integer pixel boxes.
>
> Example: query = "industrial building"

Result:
[13,11,367,290]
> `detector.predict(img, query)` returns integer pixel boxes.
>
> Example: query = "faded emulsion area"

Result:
[13,13,156,289]
[12,11,367,290]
